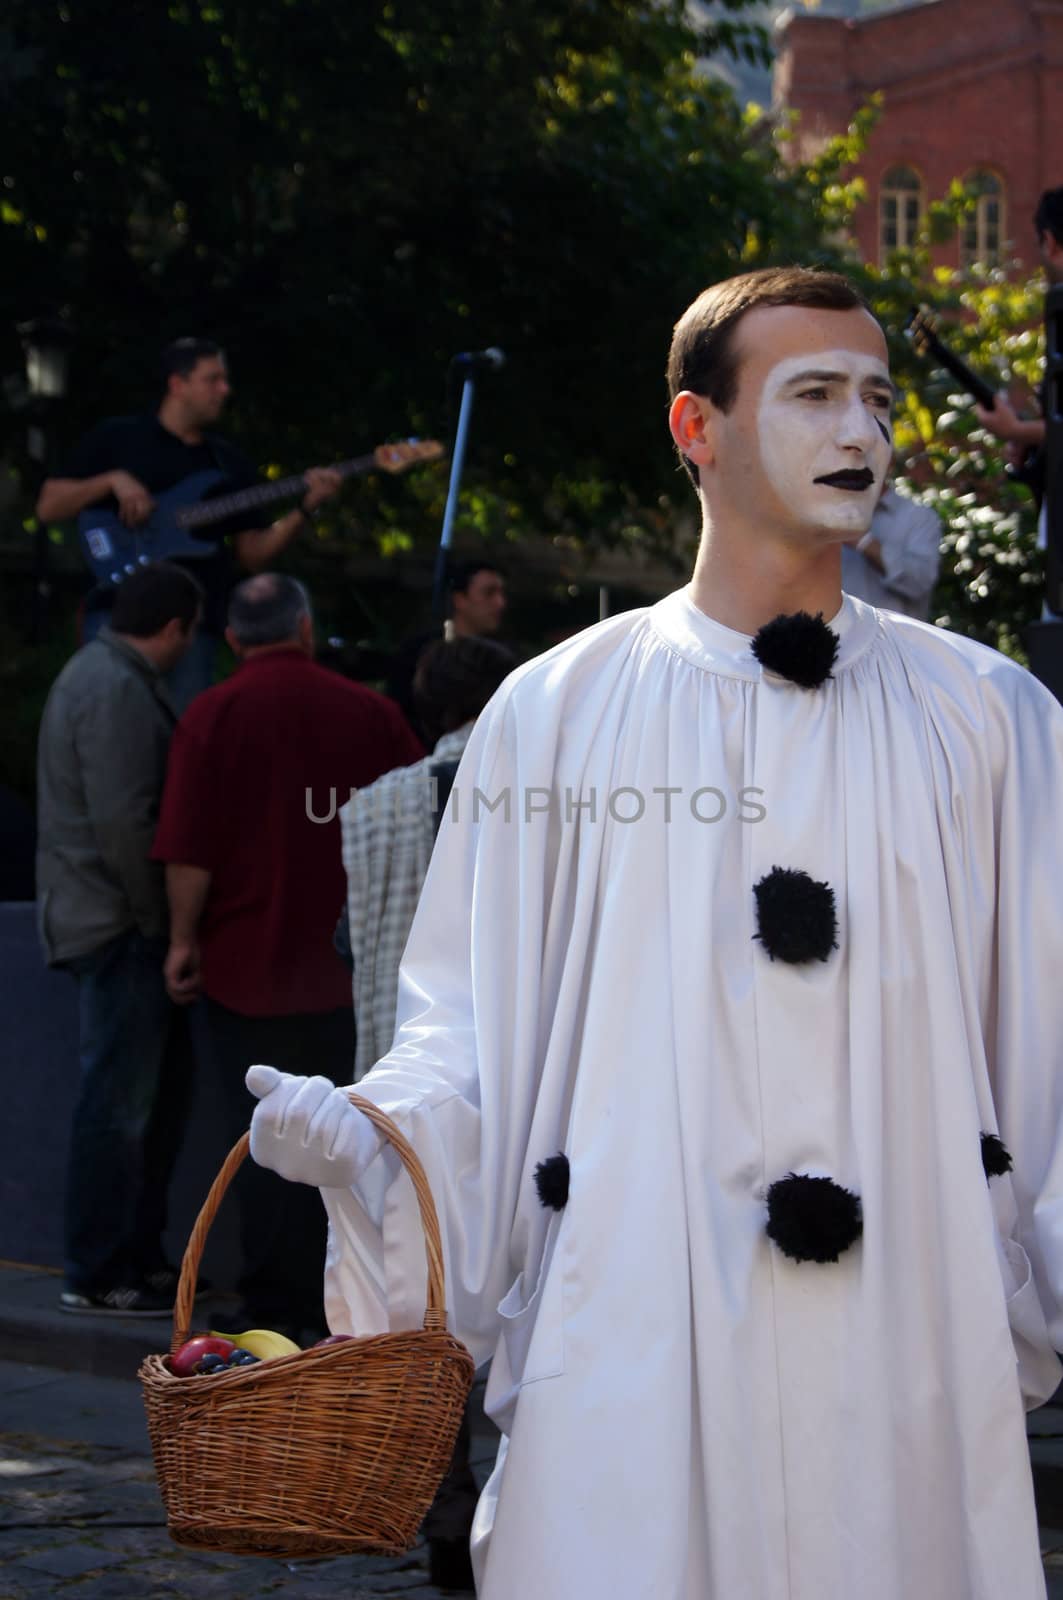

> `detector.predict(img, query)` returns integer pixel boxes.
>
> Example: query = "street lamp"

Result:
[17,315,72,639]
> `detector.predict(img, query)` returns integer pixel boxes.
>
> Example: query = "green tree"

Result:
[1,0,871,802]
[13,5,1036,796]
[853,183,1046,660]
[2,1,837,545]
[773,102,1047,657]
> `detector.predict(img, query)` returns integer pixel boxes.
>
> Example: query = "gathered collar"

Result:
[649,585,879,683]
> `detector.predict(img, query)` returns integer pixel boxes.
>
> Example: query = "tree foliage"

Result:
[768,99,1046,657]
[839,149,1046,659]
[874,264,1043,662]
[1,4,1051,800]
[2,0,837,557]
[0,0,858,796]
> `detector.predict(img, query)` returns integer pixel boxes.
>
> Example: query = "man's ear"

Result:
[668,391,716,471]
[224,625,243,658]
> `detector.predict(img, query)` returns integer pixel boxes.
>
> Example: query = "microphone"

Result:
[450,347,506,372]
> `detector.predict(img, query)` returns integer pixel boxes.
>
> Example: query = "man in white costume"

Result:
[246,267,1063,1599]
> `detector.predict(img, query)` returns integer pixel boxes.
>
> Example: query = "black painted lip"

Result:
[814,468,875,491]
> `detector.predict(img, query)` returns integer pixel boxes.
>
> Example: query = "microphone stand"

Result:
[432,369,478,625]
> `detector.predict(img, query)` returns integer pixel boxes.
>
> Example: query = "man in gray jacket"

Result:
[37,561,202,1315]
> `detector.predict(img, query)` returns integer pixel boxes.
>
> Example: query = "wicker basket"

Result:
[139,1093,475,1560]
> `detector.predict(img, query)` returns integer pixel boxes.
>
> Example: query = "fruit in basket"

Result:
[170,1335,238,1377]
[210,1327,301,1359]
[225,1350,260,1367]
[313,1334,355,1348]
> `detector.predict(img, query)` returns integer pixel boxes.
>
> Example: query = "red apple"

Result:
[170,1335,237,1377]
[313,1334,355,1349]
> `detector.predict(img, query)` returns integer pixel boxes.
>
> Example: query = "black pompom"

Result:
[765,1174,863,1263]
[534,1152,570,1210]
[750,611,839,689]
[754,866,838,964]
[981,1132,1013,1181]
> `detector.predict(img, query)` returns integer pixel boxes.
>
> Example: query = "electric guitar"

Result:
[905,307,1043,500]
[903,307,998,408]
[77,438,444,587]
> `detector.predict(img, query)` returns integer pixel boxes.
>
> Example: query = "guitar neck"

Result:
[924,343,996,409]
[179,454,377,530]
[906,313,996,409]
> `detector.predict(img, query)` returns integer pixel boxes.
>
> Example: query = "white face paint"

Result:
[755,347,893,536]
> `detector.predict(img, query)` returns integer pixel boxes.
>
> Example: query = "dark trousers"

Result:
[63,929,193,1293]
[200,997,356,1331]
[423,1410,480,1543]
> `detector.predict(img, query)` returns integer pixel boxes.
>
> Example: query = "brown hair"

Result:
[108,560,204,637]
[413,636,517,746]
[667,266,871,483]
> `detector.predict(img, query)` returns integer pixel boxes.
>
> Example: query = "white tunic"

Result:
[323,589,1063,1600]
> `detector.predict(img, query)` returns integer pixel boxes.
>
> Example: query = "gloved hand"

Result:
[246,1065,383,1188]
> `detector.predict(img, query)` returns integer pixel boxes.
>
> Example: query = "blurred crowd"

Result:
[35,558,514,1331]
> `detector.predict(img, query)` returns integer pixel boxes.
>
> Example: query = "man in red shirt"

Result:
[153,572,422,1336]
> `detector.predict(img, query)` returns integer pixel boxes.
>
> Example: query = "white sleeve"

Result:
[322,695,563,1365]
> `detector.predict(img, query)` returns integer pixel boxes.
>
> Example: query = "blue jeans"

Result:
[82,607,218,713]
[63,928,193,1293]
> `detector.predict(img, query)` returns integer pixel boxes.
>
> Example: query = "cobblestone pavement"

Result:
[0,1430,479,1600]
[0,1361,492,1599]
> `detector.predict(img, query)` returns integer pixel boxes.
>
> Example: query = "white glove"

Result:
[246,1065,383,1189]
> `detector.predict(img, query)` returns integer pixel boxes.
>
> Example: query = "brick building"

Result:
[774,0,1063,271]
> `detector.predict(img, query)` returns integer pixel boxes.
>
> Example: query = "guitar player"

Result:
[974,187,1063,615]
[35,337,342,709]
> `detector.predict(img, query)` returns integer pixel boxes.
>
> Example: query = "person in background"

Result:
[386,561,509,741]
[840,469,941,620]
[448,560,508,639]
[342,635,516,1079]
[35,337,342,709]
[153,572,421,1339]
[37,561,203,1316]
[975,187,1063,612]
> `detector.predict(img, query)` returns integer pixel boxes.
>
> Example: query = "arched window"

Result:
[960,171,1005,267]
[879,166,923,261]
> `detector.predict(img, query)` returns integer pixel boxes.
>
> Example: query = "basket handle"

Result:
[171,1092,449,1353]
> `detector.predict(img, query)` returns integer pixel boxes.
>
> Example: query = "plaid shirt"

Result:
[340,725,472,1078]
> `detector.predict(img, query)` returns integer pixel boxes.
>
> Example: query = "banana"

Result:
[209,1327,302,1359]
